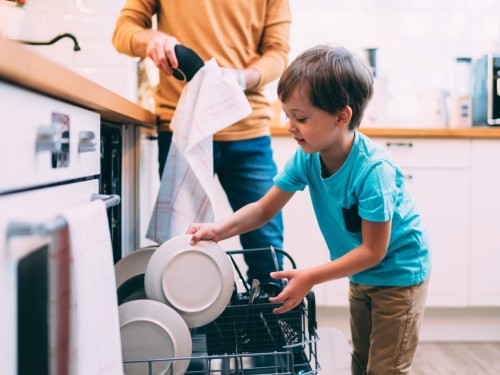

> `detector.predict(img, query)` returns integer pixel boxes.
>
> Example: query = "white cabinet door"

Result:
[470,140,500,306]
[402,168,470,306]
[374,138,471,307]
[136,126,160,248]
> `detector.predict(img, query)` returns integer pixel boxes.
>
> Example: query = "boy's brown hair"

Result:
[277,45,374,130]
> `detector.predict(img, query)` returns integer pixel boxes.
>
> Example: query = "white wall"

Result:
[16,0,136,102]
[283,0,500,127]
[14,0,500,122]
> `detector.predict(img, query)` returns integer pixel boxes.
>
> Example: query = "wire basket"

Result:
[121,248,320,374]
[206,298,305,355]
[206,248,316,358]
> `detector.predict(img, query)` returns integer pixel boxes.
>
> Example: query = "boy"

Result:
[188,45,431,375]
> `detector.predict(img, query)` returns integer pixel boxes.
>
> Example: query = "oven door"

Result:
[0,179,102,375]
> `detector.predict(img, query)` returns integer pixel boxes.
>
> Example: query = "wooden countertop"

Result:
[269,101,500,138]
[271,125,500,139]
[0,38,156,127]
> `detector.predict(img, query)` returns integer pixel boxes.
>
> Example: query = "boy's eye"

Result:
[297,118,306,123]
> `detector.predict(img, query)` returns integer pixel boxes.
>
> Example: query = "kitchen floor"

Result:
[317,328,500,374]
[412,342,500,375]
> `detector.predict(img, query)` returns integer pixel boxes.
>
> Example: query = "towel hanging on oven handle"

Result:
[6,193,120,238]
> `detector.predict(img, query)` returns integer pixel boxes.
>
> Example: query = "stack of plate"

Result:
[114,234,235,374]
[119,300,192,375]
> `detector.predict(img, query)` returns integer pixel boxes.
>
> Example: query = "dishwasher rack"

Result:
[123,248,321,375]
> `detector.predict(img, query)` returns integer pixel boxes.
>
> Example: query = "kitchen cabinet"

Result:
[470,139,500,306]
[136,126,160,248]
[375,138,471,307]
[272,136,479,308]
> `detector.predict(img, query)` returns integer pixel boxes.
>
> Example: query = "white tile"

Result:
[26,0,73,14]
[72,0,125,14]
[96,66,137,101]
[45,13,115,42]
[16,12,49,40]
[72,41,131,67]
[25,42,75,66]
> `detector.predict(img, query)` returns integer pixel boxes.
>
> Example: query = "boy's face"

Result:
[282,85,349,155]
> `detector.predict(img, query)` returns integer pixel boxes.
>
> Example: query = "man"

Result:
[112,0,291,284]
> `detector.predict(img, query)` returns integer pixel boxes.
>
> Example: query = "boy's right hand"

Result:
[187,223,221,245]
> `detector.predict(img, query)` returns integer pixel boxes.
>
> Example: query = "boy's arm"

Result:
[188,185,294,244]
[270,218,391,313]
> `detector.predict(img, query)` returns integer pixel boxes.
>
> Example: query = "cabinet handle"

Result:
[36,125,61,153]
[386,141,413,148]
[145,135,158,141]
[78,130,97,152]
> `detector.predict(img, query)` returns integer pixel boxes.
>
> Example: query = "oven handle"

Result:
[78,130,97,153]
[6,194,120,238]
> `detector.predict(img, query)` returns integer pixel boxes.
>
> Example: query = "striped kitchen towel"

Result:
[146,59,251,244]
[62,200,123,375]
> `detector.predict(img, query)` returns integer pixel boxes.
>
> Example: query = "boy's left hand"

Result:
[268,269,313,314]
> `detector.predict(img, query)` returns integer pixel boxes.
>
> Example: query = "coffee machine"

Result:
[472,53,500,126]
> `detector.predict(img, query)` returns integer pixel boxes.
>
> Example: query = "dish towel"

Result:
[146,59,252,244]
[61,200,124,375]
[49,227,71,375]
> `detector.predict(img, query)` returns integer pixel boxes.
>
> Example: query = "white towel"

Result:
[61,200,124,375]
[146,59,252,244]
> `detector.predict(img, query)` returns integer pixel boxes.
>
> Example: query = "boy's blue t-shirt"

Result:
[274,131,430,287]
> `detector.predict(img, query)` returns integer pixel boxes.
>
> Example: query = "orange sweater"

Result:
[113,0,290,141]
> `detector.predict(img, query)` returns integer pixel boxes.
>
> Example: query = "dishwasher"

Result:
[123,248,320,375]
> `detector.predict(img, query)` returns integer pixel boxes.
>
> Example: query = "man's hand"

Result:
[145,32,179,76]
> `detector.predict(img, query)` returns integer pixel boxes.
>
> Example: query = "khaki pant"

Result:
[349,278,429,375]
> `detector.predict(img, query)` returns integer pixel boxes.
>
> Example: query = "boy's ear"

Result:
[336,106,353,128]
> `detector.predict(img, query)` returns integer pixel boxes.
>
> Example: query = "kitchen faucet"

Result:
[17,33,81,52]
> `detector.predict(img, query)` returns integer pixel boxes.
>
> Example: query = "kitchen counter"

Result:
[0,38,156,127]
[271,125,500,139]
[269,102,500,138]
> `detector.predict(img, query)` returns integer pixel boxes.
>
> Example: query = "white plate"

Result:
[115,247,157,304]
[115,247,157,288]
[145,234,234,328]
[119,300,192,375]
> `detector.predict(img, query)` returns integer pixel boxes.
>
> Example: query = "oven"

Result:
[0,81,120,375]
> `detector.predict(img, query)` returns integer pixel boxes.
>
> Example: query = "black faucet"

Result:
[17,33,81,52]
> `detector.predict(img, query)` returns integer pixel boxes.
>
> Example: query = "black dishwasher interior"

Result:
[100,122,122,263]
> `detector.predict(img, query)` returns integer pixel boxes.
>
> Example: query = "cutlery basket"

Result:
[206,248,317,356]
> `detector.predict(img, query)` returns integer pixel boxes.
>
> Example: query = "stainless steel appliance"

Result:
[472,53,500,125]
[0,81,119,375]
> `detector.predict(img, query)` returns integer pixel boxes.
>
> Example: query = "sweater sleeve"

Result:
[112,0,158,57]
[248,0,291,87]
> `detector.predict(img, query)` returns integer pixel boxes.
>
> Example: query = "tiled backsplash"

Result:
[17,0,137,102]
[13,0,500,127]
